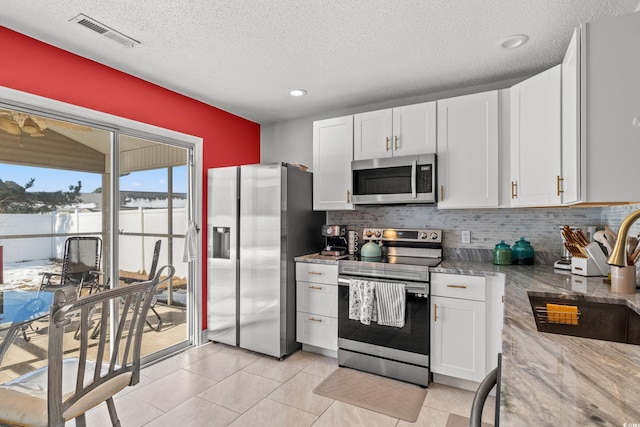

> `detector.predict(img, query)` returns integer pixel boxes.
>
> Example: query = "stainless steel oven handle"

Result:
[337,277,427,294]
[411,160,417,199]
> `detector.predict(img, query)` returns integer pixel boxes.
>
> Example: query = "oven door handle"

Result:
[337,277,427,294]
[411,160,417,199]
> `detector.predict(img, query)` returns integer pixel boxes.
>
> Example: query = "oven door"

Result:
[337,277,429,359]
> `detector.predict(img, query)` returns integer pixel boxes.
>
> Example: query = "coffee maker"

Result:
[320,224,348,256]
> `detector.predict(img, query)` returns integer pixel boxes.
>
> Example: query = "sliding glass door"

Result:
[0,103,198,375]
[117,134,192,358]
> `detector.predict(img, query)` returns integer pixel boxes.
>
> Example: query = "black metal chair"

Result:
[0,265,175,427]
[40,237,103,295]
[120,240,164,331]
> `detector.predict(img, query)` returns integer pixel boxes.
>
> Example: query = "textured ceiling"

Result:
[1,0,639,124]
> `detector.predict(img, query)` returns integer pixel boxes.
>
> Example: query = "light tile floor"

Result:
[79,343,496,427]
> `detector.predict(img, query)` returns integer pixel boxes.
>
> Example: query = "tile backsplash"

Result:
[328,203,640,265]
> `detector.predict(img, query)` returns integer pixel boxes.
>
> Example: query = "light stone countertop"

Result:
[294,253,348,264]
[296,254,640,425]
[436,260,640,426]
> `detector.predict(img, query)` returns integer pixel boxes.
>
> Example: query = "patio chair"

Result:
[0,265,175,427]
[120,240,164,332]
[40,237,103,295]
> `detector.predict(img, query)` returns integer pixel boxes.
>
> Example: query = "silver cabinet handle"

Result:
[308,285,323,290]
[308,317,322,323]
[447,284,467,289]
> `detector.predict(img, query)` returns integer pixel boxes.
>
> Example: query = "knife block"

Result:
[571,257,602,277]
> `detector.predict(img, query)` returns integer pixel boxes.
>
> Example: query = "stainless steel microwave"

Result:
[351,154,436,205]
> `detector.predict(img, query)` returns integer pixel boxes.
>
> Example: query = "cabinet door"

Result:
[296,262,338,286]
[354,109,393,160]
[313,116,354,210]
[296,312,338,351]
[561,27,581,204]
[431,295,486,382]
[296,281,338,318]
[437,91,499,209]
[510,65,562,207]
[582,12,640,202]
[392,102,437,156]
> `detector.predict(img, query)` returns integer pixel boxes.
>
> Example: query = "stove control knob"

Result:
[374,231,382,238]
[429,232,439,240]
[420,232,428,239]
[364,230,374,238]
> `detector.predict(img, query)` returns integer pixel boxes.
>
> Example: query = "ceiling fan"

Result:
[0,109,91,137]
[0,110,48,137]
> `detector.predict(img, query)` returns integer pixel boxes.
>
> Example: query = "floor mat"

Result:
[312,367,427,422]
[446,413,493,427]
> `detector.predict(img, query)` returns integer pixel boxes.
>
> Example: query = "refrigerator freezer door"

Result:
[207,167,239,346]
[239,164,283,357]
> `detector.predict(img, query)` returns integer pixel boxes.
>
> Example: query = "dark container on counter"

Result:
[512,237,534,265]
[493,240,512,265]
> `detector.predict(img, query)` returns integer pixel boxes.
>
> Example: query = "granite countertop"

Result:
[436,260,640,426]
[294,253,346,265]
[296,254,640,424]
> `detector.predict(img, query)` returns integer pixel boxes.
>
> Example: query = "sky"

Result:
[0,164,188,193]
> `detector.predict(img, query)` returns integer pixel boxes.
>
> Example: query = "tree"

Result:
[0,179,83,213]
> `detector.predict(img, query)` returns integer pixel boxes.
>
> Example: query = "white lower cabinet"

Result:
[295,262,338,353]
[296,312,337,351]
[430,273,504,385]
[431,295,486,382]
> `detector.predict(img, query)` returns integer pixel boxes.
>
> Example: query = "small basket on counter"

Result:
[533,304,581,325]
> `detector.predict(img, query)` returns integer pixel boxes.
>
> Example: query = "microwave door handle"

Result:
[411,160,417,199]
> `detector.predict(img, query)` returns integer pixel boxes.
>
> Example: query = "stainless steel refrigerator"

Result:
[207,163,325,358]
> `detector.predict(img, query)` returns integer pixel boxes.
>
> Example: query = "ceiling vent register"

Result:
[69,14,140,48]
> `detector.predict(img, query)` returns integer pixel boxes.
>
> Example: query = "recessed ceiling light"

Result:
[289,89,308,97]
[498,34,529,50]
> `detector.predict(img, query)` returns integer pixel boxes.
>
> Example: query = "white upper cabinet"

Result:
[437,91,499,209]
[354,102,436,160]
[579,12,640,203]
[561,27,581,204]
[510,65,562,207]
[313,115,354,210]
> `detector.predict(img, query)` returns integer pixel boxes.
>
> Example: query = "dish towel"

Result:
[182,221,199,262]
[348,279,377,325]
[375,281,406,328]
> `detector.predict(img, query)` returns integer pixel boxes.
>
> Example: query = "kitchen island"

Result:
[435,260,640,426]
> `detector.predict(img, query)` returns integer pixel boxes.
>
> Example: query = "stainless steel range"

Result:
[337,228,442,387]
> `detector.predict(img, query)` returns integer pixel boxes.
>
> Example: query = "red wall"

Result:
[0,27,261,330]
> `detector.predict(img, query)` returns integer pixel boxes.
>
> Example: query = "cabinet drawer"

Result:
[296,281,338,318]
[296,312,337,351]
[431,273,486,301]
[296,262,338,285]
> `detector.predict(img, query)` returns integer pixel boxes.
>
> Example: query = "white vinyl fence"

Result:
[0,208,187,278]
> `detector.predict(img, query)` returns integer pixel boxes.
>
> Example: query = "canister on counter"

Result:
[512,237,535,265]
[493,240,512,265]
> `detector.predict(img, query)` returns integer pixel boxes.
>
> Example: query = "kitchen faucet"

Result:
[607,208,640,267]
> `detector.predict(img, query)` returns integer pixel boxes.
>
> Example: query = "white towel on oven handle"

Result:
[375,281,406,328]
[348,279,377,325]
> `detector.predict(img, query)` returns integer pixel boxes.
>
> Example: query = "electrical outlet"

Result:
[461,230,471,244]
